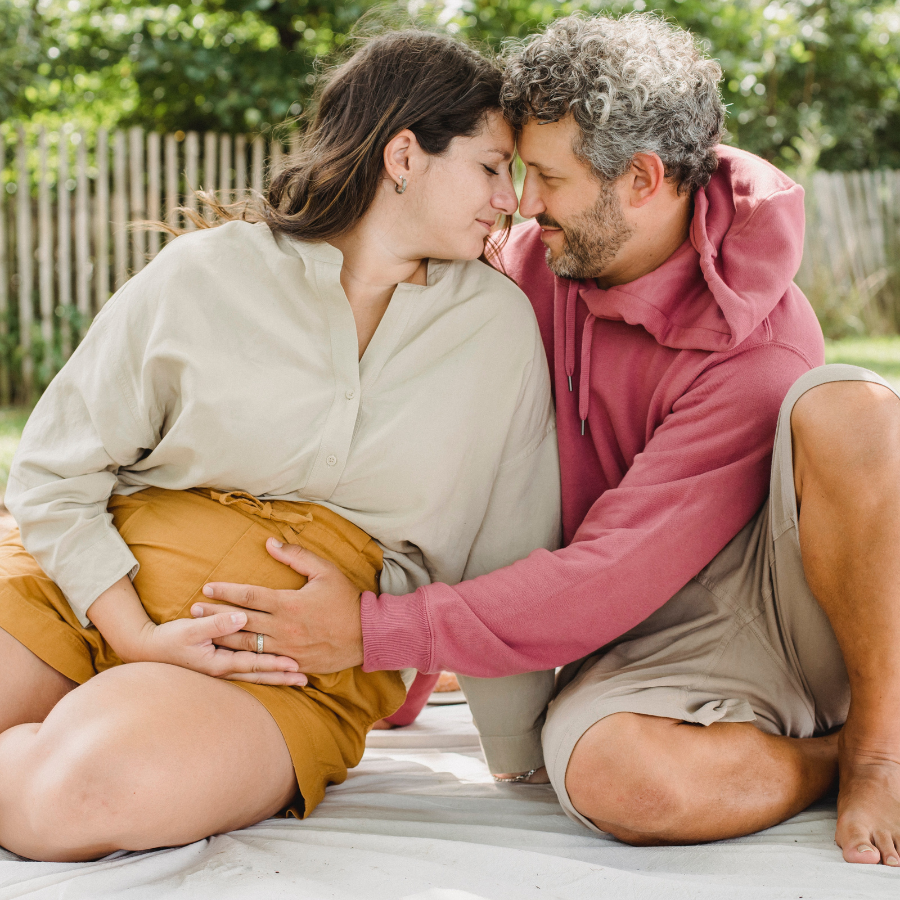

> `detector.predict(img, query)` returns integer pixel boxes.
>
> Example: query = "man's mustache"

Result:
[536,214,564,230]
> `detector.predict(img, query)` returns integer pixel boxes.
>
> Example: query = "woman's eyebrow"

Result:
[485,148,513,162]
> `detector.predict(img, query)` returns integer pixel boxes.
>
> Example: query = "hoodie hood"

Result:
[572,145,805,353]
[554,145,806,430]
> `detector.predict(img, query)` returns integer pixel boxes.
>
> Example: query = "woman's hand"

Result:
[132,613,309,686]
[86,574,307,686]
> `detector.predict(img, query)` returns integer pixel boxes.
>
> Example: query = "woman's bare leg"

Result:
[0,661,296,861]
[0,627,76,732]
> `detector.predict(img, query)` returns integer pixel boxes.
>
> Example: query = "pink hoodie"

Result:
[361,145,824,679]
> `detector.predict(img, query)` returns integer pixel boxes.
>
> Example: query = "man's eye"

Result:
[483,165,499,176]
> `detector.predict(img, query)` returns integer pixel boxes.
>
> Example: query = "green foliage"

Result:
[2,0,900,169]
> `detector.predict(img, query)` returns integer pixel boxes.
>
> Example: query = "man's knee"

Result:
[792,380,900,492]
[564,712,689,844]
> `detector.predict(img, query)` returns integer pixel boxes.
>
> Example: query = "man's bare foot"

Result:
[370,718,396,730]
[835,732,900,866]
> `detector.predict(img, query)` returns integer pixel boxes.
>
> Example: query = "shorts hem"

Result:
[544,692,756,834]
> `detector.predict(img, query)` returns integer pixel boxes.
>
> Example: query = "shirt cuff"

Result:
[360,587,434,672]
[53,532,141,628]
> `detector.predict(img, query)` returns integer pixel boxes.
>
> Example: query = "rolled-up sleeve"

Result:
[6,290,159,626]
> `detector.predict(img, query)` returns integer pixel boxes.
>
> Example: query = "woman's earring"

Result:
[395,177,407,195]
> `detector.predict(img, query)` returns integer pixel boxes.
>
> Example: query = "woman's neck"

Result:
[330,219,428,360]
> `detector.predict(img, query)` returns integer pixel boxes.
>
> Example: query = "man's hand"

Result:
[192,538,366,674]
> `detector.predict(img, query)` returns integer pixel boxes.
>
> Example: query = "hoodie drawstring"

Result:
[564,280,578,393]
[579,313,596,435]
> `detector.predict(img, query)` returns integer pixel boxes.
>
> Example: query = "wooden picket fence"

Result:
[0,124,898,404]
[0,125,300,403]
[796,169,900,337]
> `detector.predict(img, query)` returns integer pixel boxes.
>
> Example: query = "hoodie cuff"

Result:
[360,587,434,673]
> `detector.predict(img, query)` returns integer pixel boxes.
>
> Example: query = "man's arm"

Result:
[200,344,812,678]
[361,344,813,676]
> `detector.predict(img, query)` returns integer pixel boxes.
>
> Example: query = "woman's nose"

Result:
[492,186,519,217]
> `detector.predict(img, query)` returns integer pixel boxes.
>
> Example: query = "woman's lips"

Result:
[477,219,494,231]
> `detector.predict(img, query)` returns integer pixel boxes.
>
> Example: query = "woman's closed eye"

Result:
[482,164,500,176]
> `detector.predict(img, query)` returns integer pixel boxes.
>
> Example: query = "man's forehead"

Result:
[517,116,580,168]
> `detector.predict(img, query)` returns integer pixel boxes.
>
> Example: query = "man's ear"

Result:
[383,129,418,190]
[627,152,668,208]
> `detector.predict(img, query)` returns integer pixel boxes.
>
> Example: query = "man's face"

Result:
[517,116,635,281]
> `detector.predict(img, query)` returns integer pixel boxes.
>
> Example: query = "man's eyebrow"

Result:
[522,160,559,174]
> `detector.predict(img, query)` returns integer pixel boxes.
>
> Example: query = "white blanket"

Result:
[1,703,896,899]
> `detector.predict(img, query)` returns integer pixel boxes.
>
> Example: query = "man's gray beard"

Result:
[544,180,635,281]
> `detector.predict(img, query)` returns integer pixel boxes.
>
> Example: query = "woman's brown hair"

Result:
[170,30,509,256]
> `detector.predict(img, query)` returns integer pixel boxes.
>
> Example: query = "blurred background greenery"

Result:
[0,0,898,478]
[4,0,900,173]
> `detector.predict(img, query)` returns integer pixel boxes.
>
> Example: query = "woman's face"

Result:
[404,111,519,261]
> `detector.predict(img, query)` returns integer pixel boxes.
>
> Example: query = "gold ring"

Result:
[256,633,264,654]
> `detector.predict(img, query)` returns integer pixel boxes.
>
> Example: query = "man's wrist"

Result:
[359,587,433,672]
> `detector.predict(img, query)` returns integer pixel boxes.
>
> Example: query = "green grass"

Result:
[0,337,896,497]
[0,407,32,499]
[824,336,900,391]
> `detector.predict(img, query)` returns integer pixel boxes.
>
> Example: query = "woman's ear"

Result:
[383,129,417,192]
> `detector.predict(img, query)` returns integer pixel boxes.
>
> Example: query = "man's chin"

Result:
[545,246,589,280]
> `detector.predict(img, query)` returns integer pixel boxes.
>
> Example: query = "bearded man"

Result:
[200,14,900,865]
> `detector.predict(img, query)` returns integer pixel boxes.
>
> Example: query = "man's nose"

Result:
[518,176,545,220]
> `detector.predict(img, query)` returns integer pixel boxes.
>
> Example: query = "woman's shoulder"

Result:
[152,220,278,271]
[447,257,539,328]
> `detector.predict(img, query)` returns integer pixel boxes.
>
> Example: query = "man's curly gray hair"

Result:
[501,13,726,195]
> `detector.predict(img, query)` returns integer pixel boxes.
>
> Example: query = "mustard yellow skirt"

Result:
[0,487,407,818]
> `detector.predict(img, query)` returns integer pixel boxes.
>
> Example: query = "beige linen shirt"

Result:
[7,220,561,632]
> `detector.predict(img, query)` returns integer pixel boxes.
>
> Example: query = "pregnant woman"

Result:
[0,30,560,861]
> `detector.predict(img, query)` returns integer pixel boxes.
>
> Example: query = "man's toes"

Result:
[873,831,900,867]
[837,823,881,864]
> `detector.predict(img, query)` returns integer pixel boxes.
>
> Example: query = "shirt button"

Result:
[345,389,355,400]
[326,454,337,467]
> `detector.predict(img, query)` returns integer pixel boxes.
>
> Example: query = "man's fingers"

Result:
[265,539,337,579]
[210,629,269,654]
[200,580,277,612]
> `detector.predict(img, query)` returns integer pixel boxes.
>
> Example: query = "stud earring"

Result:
[395,177,407,195]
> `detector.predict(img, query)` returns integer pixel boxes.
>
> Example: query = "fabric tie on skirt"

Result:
[210,490,314,544]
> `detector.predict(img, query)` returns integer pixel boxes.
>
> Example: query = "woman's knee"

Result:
[565,713,689,842]
[7,667,167,859]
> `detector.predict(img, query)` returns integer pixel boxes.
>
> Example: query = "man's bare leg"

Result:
[792,380,900,865]
[566,712,838,844]
[0,626,76,732]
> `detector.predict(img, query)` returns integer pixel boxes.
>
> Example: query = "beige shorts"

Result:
[543,364,900,833]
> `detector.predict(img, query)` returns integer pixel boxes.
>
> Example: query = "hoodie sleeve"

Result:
[360,341,813,676]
